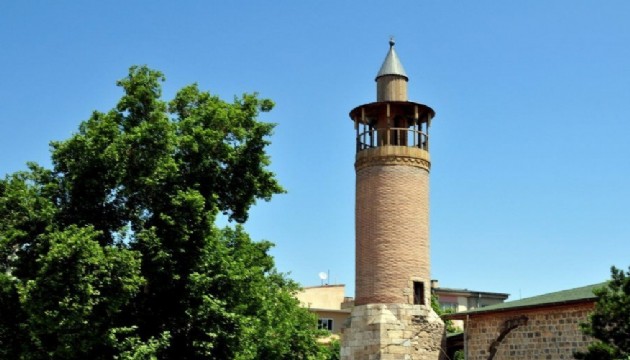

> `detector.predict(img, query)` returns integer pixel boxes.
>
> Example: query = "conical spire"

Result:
[375,38,408,81]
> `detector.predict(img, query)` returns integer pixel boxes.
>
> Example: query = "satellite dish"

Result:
[319,272,328,280]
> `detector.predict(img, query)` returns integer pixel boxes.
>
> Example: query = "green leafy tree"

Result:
[323,338,341,360]
[17,226,144,360]
[0,66,327,359]
[453,349,465,360]
[575,266,630,360]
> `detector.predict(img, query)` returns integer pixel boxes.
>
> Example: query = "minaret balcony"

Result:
[350,101,435,155]
[356,127,428,152]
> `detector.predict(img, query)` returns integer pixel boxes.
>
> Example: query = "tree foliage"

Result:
[575,266,630,360]
[322,338,341,360]
[431,294,459,334]
[0,66,328,359]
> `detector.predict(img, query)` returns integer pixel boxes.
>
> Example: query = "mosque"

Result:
[299,40,601,360]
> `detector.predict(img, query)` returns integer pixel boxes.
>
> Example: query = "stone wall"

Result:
[341,304,446,360]
[464,302,594,360]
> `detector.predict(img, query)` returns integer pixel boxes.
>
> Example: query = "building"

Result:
[296,284,352,334]
[297,282,509,335]
[334,39,602,360]
[341,39,445,359]
[432,280,509,330]
[444,283,603,360]
[433,283,509,314]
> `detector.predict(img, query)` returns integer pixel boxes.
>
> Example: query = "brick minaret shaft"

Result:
[350,39,435,306]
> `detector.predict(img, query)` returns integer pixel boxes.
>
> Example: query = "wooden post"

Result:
[355,116,360,152]
[426,114,431,150]
[414,105,419,147]
[386,103,391,145]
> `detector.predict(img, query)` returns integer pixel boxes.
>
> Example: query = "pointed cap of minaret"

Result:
[375,38,408,81]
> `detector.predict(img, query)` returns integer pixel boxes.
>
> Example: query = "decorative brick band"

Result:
[355,154,430,171]
[355,145,431,171]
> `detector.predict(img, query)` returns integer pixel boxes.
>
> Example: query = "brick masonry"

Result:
[464,303,595,360]
[355,146,431,306]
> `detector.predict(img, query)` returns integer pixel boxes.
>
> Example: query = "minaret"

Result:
[341,39,445,360]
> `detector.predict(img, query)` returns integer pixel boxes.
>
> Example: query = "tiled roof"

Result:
[445,282,605,319]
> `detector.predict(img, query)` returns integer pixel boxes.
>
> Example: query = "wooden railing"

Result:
[356,127,429,152]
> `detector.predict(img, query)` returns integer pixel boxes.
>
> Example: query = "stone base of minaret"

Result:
[341,304,446,360]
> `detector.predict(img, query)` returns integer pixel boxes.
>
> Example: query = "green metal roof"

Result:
[446,331,464,338]
[445,282,606,319]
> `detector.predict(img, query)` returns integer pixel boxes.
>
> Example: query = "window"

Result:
[440,302,458,311]
[317,318,333,331]
[413,281,425,305]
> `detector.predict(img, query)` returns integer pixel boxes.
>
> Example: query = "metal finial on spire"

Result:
[389,36,395,48]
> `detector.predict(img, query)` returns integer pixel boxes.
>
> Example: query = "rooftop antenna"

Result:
[319,271,328,286]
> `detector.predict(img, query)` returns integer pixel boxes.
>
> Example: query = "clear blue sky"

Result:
[2,2,629,301]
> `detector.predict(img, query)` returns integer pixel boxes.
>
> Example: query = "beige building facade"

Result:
[296,285,351,334]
